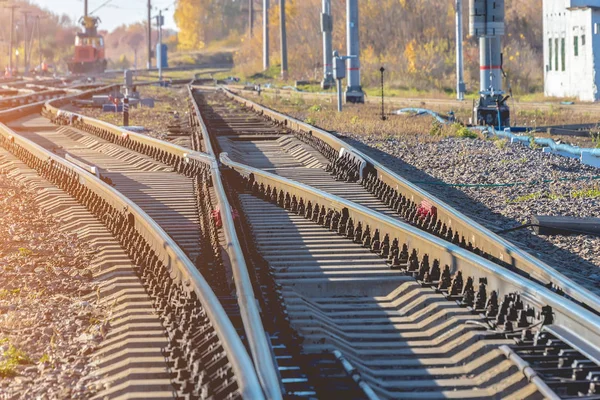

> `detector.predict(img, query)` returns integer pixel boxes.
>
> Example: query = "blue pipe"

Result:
[392,107,600,168]
[393,108,447,124]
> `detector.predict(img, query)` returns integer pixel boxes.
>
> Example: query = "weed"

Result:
[494,138,508,149]
[529,138,541,150]
[429,121,443,136]
[308,104,322,112]
[290,95,305,106]
[350,115,360,125]
[571,187,600,199]
[0,288,20,300]
[452,123,478,139]
[507,192,542,203]
[304,117,317,125]
[548,192,563,200]
[0,344,32,377]
[39,354,50,363]
[18,248,32,257]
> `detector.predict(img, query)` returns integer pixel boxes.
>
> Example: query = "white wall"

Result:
[543,1,598,101]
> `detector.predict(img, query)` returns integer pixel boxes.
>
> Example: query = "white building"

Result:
[543,0,600,101]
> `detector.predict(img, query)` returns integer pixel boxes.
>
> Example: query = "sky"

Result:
[30,0,178,32]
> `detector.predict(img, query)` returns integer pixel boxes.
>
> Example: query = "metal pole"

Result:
[263,0,269,70]
[123,96,129,126]
[84,0,88,17]
[321,0,334,89]
[8,6,16,75]
[456,0,464,100]
[249,0,254,37]
[158,10,163,80]
[22,12,29,76]
[337,79,342,112]
[147,0,152,69]
[380,67,386,121]
[345,0,364,103]
[279,0,288,79]
[37,16,41,71]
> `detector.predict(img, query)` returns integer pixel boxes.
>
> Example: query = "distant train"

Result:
[68,16,107,74]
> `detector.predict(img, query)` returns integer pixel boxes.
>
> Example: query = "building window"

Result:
[561,37,566,71]
[555,38,559,71]
[549,38,552,70]
[574,36,579,56]
[582,35,586,46]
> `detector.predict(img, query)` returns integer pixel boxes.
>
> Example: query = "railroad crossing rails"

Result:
[0,82,597,399]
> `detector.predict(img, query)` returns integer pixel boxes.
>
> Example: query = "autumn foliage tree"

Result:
[176,0,544,94]
[174,0,246,50]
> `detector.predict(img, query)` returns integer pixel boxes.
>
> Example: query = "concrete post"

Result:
[456,0,465,100]
[280,0,288,79]
[263,0,269,70]
[321,0,334,89]
[345,0,364,103]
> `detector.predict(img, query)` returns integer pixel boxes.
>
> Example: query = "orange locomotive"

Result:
[68,15,107,74]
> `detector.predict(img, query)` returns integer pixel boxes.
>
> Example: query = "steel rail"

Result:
[221,153,600,352]
[188,85,285,400]
[0,121,266,400]
[0,84,118,123]
[42,83,283,399]
[218,86,600,313]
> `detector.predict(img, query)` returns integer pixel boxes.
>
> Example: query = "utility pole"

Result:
[263,0,269,70]
[84,0,88,16]
[279,0,287,79]
[36,15,42,71]
[8,5,18,75]
[345,0,364,103]
[147,0,152,69]
[21,11,30,76]
[249,0,254,37]
[157,9,163,79]
[456,0,465,100]
[321,0,334,89]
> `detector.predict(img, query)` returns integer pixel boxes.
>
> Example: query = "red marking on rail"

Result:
[417,200,437,219]
[480,65,502,70]
[212,208,222,228]
[348,67,360,71]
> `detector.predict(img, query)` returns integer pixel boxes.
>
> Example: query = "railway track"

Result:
[0,87,266,399]
[190,86,600,398]
[0,82,598,398]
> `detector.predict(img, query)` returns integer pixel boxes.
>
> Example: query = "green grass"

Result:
[0,343,32,377]
[0,289,20,300]
[454,124,478,139]
[304,117,317,125]
[571,188,600,199]
[18,247,32,257]
[494,138,508,149]
[507,192,542,203]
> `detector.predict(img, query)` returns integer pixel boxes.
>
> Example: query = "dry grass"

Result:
[244,91,600,147]
[81,86,188,140]
[246,92,483,143]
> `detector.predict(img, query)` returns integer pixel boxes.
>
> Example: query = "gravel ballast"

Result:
[0,173,106,399]
[344,133,600,293]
